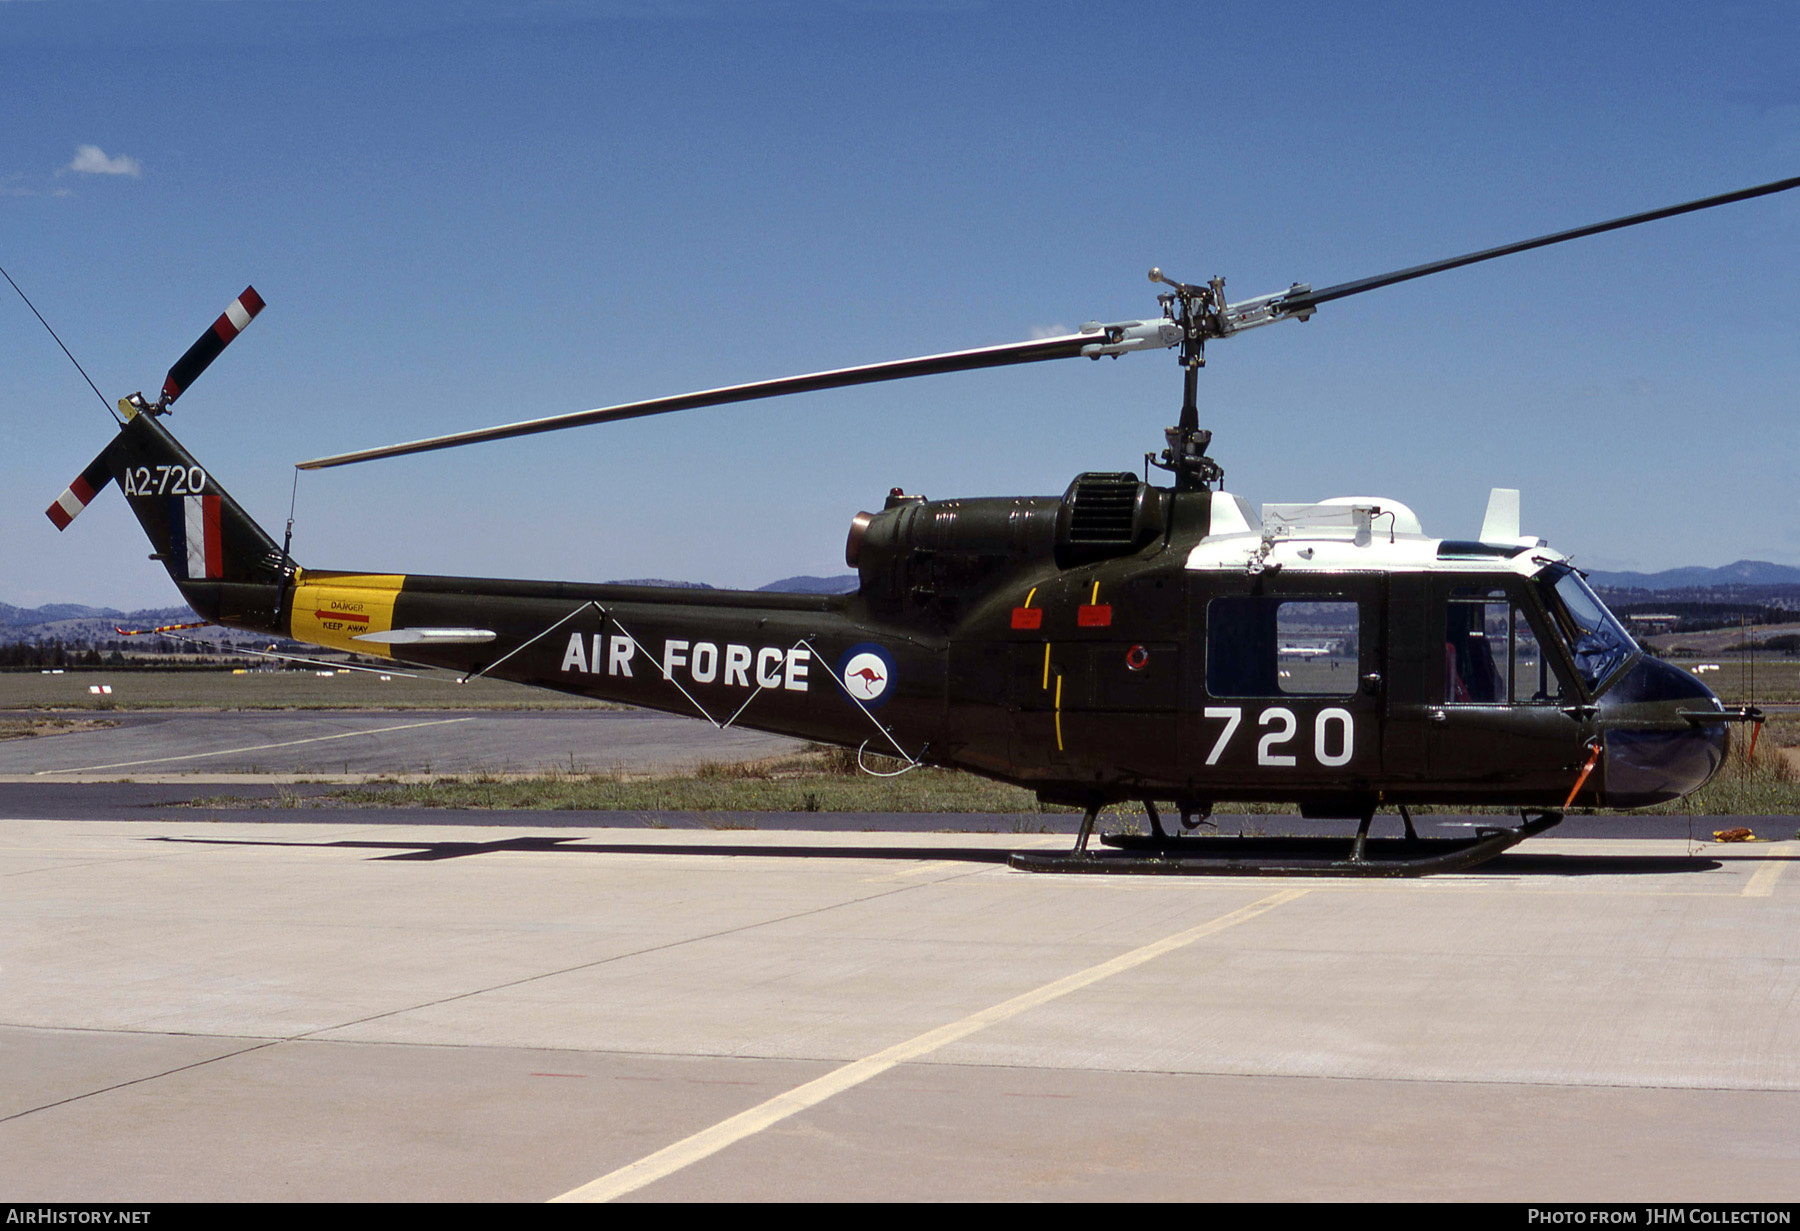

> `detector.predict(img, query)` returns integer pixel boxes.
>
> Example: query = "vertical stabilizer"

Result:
[103,409,294,631]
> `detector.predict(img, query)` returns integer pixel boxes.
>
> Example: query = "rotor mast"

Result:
[1142,270,1226,491]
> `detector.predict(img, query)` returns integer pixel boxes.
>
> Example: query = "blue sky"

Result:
[4,1,1797,608]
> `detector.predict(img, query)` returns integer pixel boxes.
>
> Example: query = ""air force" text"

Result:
[559,633,810,691]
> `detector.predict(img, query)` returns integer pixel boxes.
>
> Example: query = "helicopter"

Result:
[39,175,1799,876]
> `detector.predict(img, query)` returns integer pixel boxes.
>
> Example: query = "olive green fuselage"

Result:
[115,410,1727,816]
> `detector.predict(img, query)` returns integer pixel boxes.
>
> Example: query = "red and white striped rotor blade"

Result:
[45,448,114,530]
[161,286,265,405]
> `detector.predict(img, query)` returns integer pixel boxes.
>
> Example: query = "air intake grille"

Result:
[1064,473,1143,547]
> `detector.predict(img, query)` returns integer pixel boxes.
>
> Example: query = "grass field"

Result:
[1648,623,1800,657]
[0,716,118,742]
[8,654,1794,711]
[13,663,1799,816]
[309,749,1054,815]
[182,733,1800,817]
[1670,655,1800,705]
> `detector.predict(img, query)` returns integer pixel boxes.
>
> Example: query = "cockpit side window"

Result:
[1510,604,1568,703]
[1444,585,1570,705]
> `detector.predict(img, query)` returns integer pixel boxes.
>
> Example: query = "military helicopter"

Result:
[41,175,1799,875]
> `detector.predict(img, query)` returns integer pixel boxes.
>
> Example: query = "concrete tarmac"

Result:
[4,813,1800,1202]
[5,711,1800,1202]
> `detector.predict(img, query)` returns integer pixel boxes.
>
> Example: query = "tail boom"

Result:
[61,411,937,757]
[280,570,933,752]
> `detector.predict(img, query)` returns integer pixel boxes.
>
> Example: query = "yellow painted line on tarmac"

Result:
[1743,842,1796,898]
[551,885,1310,1203]
[29,717,476,775]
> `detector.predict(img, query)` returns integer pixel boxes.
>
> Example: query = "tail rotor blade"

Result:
[45,446,115,530]
[161,286,265,405]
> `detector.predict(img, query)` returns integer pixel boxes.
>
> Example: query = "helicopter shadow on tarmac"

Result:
[1462,850,1724,876]
[145,833,1727,877]
[150,833,1018,865]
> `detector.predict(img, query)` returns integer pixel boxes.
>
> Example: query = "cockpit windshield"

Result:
[1536,565,1638,691]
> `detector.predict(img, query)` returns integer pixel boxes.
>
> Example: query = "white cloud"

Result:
[65,145,141,177]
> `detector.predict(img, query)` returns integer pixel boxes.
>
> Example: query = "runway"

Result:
[0,707,804,781]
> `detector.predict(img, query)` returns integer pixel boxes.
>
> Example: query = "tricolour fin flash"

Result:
[1479,488,1520,545]
[45,447,115,530]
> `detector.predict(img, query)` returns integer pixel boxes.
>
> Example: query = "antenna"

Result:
[0,263,120,425]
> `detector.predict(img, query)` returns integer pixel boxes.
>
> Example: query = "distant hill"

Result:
[601,575,860,593]
[0,602,196,644]
[0,602,156,626]
[1585,561,1800,591]
[757,574,859,594]
[1,573,864,644]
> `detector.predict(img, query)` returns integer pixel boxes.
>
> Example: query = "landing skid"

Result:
[1008,809,1563,877]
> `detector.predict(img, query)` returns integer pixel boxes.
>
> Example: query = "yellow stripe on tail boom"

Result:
[288,571,406,655]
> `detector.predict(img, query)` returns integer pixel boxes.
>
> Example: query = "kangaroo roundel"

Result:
[838,643,895,707]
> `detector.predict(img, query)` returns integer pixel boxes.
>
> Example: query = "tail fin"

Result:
[41,283,288,633]
[95,406,295,632]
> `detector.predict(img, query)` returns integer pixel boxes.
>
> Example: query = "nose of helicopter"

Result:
[1600,657,1731,807]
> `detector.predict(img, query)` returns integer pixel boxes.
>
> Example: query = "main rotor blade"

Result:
[1280,175,1800,315]
[297,331,1098,469]
[301,174,1798,470]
